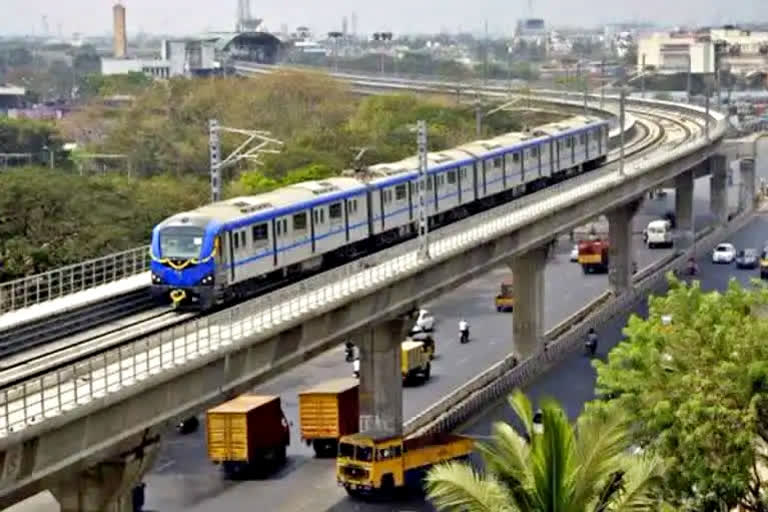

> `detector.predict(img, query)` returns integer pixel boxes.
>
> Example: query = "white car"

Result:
[570,245,579,262]
[412,308,435,333]
[712,243,736,264]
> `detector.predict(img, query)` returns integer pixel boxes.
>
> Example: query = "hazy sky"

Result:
[2,0,767,37]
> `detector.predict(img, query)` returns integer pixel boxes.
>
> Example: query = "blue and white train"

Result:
[150,115,610,309]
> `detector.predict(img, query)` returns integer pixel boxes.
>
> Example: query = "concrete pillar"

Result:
[509,246,547,360]
[50,439,159,512]
[607,200,640,296]
[675,170,694,250]
[709,154,728,226]
[358,317,407,436]
[741,158,756,212]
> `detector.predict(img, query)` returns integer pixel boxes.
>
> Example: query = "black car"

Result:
[736,248,759,269]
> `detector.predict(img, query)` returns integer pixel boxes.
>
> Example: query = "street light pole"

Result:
[619,88,626,176]
[416,120,430,260]
[705,85,710,141]
[209,120,221,202]
[600,59,605,109]
[475,97,482,137]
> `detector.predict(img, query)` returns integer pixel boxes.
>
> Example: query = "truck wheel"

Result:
[381,473,395,491]
[423,362,431,381]
[313,439,338,458]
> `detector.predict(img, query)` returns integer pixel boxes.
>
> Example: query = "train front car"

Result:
[150,214,221,310]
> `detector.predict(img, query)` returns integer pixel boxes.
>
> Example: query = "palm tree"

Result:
[425,391,667,512]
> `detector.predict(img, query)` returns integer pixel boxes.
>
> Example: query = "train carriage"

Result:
[150,115,612,310]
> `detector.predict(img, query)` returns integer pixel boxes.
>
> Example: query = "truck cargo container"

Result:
[299,378,360,458]
[578,239,610,273]
[337,431,473,497]
[401,340,431,384]
[206,394,290,478]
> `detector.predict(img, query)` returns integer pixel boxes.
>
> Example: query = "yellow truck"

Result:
[401,340,431,384]
[494,276,515,312]
[299,378,360,458]
[206,395,290,479]
[337,431,474,497]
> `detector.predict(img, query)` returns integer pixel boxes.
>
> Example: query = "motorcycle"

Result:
[459,330,469,344]
[352,359,360,378]
[585,333,598,356]
[344,343,355,363]
[176,416,199,435]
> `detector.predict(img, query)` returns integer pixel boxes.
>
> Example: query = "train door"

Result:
[214,232,230,288]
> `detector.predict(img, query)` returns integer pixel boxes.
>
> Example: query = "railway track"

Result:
[0,98,707,383]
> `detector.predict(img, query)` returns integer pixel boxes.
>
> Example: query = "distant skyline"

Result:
[1,0,767,38]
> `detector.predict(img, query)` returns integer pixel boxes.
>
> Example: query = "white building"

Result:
[101,58,170,78]
[637,32,714,74]
[639,27,768,76]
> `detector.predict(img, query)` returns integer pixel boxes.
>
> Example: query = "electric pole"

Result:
[417,120,430,260]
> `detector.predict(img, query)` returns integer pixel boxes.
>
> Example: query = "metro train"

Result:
[150,115,610,310]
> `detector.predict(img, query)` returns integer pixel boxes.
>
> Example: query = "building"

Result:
[113,1,127,58]
[162,39,218,76]
[637,32,715,73]
[0,84,26,113]
[101,58,170,78]
[513,18,548,55]
[639,26,768,76]
[100,32,283,79]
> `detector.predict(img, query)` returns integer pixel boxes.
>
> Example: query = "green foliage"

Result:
[0,168,207,279]
[78,72,153,98]
[426,390,667,512]
[0,118,62,155]
[591,277,768,511]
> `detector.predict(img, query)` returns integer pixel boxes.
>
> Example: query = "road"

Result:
[142,177,741,512]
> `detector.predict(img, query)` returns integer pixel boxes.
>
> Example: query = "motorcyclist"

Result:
[459,319,469,344]
[585,328,598,356]
[686,257,698,275]
[344,341,355,362]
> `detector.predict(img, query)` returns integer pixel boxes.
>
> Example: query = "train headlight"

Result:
[201,274,214,285]
[151,273,163,284]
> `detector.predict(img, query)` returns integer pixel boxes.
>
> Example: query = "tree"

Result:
[426,390,667,512]
[591,277,768,511]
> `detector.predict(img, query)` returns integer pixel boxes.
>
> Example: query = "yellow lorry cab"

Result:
[761,246,768,279]
[401,340,431,384]
[337,431,473,497]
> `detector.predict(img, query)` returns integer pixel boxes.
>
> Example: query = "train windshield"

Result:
[159,226,205,260]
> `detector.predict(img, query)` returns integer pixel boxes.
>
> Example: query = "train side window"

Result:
[239,231,246,248]
[282,219,288,233]
[447,170,457,184]
[329,202,342,219]
[512,153,520,163]
[276,220,281,236]
[395,184,407,200]
[252,224,268,247]
[493,157,503,168]
[293,212,307,231]
[531,146,539,157]
[347,199,358,214]
[320,209,325,224]
[427,176,433,191]
[233,231,240,249]
[460,167,468,179]
[579,133,586,145]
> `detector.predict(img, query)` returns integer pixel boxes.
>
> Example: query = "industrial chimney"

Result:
[113,1,127,58]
